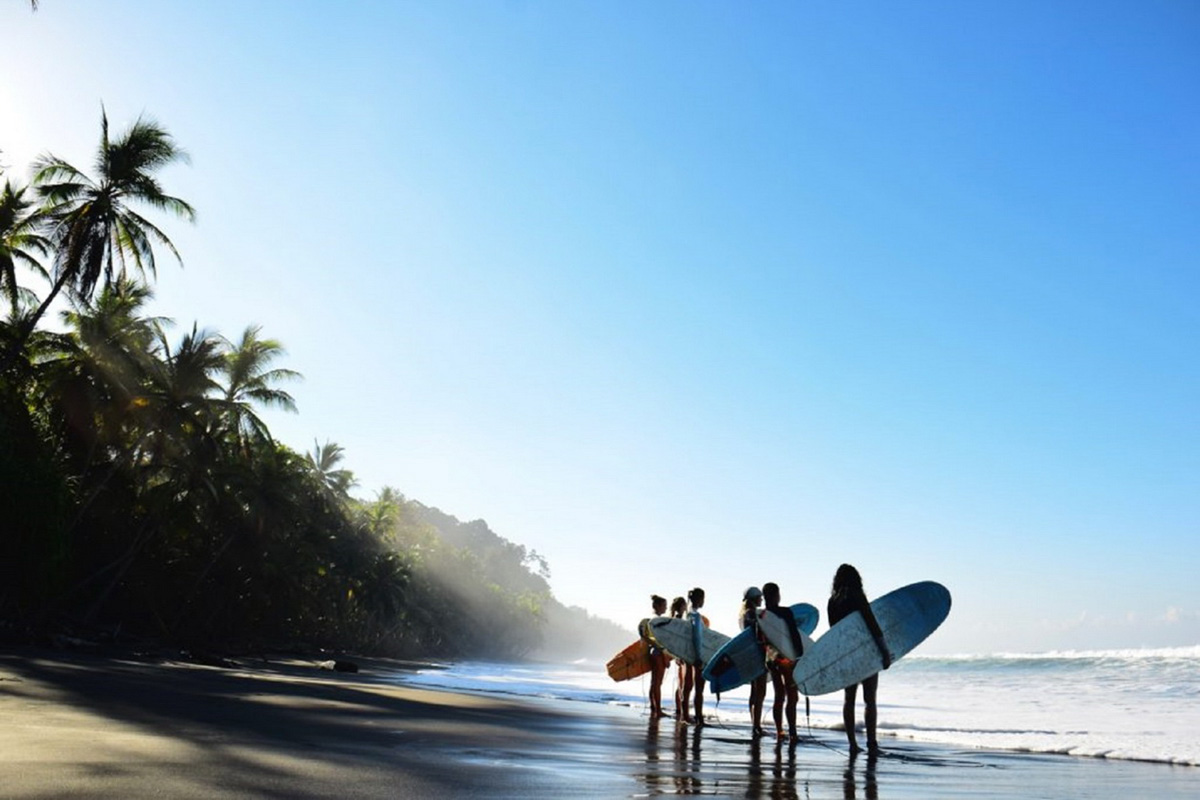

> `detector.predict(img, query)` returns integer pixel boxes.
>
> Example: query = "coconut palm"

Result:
[360,486,405,538]
[34,278,164,470]
[0,178,50,319]
[218,325,300,447]
[308,439,357,500]
[3,111,193,369]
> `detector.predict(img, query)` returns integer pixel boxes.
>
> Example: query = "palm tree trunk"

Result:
[0,269,69,373]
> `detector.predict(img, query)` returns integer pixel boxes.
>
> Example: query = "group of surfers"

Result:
[639,563,891,754]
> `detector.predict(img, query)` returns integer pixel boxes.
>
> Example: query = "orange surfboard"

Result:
[606,636,652,681]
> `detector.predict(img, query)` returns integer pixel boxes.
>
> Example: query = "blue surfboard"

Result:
[703,603,819,694]
[793,581,950,696]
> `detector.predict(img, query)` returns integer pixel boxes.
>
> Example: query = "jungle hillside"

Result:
[0,113,629,662]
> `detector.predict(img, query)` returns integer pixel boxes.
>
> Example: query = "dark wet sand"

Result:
[1,648,1194,798]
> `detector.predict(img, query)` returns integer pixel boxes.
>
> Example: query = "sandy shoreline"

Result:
[1,648,1195,798]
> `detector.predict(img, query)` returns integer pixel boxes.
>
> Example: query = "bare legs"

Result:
[863,674,879,752]
[749,675,767,736]
[678,662,693,723]
[842,674,881,754]
[649,654,666,717]
[769,663,798,741]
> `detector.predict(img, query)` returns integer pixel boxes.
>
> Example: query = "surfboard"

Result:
[645,615,730,666]
[793,581,951,696]
[757,605,817,662]
[703,603,820,694]
[606,635,652,682]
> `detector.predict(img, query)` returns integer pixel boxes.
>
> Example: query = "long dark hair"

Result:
[669,597,687,618]
[831,563,865,601]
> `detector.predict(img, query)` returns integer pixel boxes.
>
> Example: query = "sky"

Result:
[2,1,1197,654]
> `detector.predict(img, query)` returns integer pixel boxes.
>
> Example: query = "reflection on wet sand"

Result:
[643,717,666,795]
[756,737,800,800]
[672,721,704,794]
[843,751,879,800]
[639,717,705,795]
[638,718,884,799]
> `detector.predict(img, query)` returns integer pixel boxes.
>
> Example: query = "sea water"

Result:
[391,646,1200,767]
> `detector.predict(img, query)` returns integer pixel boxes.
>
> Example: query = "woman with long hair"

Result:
[828,564,892,754]
[641,594,670,717]
[739,586,768,737]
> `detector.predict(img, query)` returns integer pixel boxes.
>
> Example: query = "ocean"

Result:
[389,645,1200,768]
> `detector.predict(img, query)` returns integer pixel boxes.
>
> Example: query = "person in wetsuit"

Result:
[828,564,892,755]
[761,581,805,742]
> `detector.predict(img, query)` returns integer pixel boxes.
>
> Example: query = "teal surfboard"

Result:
[793,581,950,696]
[703,603,819,694]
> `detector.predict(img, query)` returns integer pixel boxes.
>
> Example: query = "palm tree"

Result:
[308,439,357,501]
[360,486,404,538]
[218,325,300,447]
[0,177,50,319]
[2,111,193,369]
[34,278,164,472]
[71,322,226,626]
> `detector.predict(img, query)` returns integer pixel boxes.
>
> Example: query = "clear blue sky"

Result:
[3,1,1197,653]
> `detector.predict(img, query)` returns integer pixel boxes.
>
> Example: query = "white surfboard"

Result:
[757,607,815,661]
[646,616,730,666]
[794,581,951,696]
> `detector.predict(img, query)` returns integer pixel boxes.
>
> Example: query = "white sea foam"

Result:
[393,645,1200,767]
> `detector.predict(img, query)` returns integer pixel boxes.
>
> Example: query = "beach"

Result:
[2,649,1196,799]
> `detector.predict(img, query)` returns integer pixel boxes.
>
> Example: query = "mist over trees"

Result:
[1,113,630,662]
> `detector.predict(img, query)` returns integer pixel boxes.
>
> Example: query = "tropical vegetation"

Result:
[1,113,626,660]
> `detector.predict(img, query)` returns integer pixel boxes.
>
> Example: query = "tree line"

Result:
[1,112,620,660]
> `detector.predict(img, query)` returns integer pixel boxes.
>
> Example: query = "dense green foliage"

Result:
[1,115,627,660]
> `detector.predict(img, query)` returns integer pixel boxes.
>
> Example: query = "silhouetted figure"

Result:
[641,594,670,717]
[828,564,892,755]
[669,596,688,719]
[762,581,805,742]
[739,585,768,737]
[685,587,709,726]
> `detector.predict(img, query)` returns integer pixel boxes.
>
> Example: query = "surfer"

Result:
[642,594,671,718]
[684,587,709,726]
[740,586,768,737]
[828,564,892,755]
[761,582,805,742]
[669,596,688,719]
